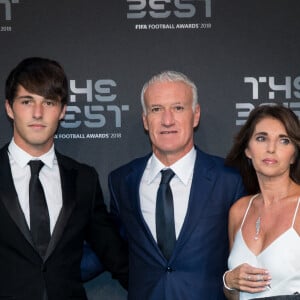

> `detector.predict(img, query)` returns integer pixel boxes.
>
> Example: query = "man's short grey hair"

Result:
[141,70,198,114]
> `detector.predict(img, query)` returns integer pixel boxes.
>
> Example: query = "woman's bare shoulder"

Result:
[230,195,256,219]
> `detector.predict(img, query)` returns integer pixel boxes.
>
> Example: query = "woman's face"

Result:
[245,117,296,179]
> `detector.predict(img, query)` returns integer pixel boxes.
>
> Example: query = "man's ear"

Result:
[193,104,201,128]
[5,100,14,120]
[59,104,67,120]
[142,113,149,131]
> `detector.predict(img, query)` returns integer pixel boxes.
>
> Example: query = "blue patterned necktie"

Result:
[155,169,176,260]
[28,160,50,258]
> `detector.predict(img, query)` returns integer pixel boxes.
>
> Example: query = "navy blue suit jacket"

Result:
[109,147,245,300]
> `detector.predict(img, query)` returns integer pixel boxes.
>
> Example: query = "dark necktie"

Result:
[156,168,176,260]
[28,160,50,258]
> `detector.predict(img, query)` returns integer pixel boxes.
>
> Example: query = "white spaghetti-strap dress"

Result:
[228,195,300,299]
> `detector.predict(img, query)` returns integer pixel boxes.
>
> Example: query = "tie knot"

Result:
[28,160,44,176]
[160,169,175,185]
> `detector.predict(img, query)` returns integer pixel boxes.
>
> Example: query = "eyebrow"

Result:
[149,102,185,107]
[15,95,34,100]
[254,131,267,135]
[254,131,289,138]
[14,95,60,103]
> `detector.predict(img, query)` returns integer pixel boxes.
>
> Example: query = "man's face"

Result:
[5,85,66,156]
[142,80,200,165]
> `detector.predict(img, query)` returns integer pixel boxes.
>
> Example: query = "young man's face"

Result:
[5,85,66,156]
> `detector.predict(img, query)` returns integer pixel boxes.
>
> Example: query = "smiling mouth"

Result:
[160,130,177,134]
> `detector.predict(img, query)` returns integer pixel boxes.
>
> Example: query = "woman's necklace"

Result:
[254,216,261,240]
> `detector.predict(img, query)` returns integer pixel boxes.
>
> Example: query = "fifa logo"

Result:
[0,0,19,21]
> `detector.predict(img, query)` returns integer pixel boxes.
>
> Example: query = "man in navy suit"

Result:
[108,71,246,300]
[0,57,128,299]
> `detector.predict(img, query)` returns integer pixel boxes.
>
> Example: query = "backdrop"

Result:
[0,0,299,299]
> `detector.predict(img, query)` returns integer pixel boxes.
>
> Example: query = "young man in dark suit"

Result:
[108,71,245,299]
[0,57,128,299]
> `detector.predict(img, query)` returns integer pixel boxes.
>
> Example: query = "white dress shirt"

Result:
[8,139,63,234]
[140,147,196,241]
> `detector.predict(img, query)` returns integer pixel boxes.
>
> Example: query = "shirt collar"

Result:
[147,147,196,185]
[8,139,56,168]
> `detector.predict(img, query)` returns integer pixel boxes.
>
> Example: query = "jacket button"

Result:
[166,266,173,272]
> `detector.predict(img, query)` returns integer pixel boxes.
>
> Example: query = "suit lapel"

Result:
[127,157,148,227]
[0,146,34,248]
[44,152,77,260]
[174,149,216,252]
[0,146,77,260]
[127,152,217,259]
[126,155,159,246]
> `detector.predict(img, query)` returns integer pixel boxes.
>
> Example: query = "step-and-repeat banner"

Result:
[1,0,299,299]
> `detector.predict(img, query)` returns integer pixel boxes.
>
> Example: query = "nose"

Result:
[32,103,43,119]
[161,109,175,126]
[266,141,276,153]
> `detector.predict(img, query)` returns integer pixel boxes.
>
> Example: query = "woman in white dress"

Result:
[223,105,300,300]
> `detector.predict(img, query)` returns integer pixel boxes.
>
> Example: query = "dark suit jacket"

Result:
[108,147,245,300]
[0,145,128,300]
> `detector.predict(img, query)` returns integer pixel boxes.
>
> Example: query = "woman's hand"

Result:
[224,263,272,293]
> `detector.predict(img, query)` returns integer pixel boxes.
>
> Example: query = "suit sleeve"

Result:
[234,173,247,203]
[86,169,128,290]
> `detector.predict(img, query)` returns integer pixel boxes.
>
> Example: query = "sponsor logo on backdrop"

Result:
[0,0,19,32]
[55,79,130,140]
[126,0,212,31]
[236,76,300,125]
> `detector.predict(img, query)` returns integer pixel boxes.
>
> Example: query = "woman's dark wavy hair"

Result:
[5,57,68,107]
[225,105,300,194]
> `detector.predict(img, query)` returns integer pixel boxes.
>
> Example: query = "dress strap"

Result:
[240,194,260,229]
[291,197,300,227]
